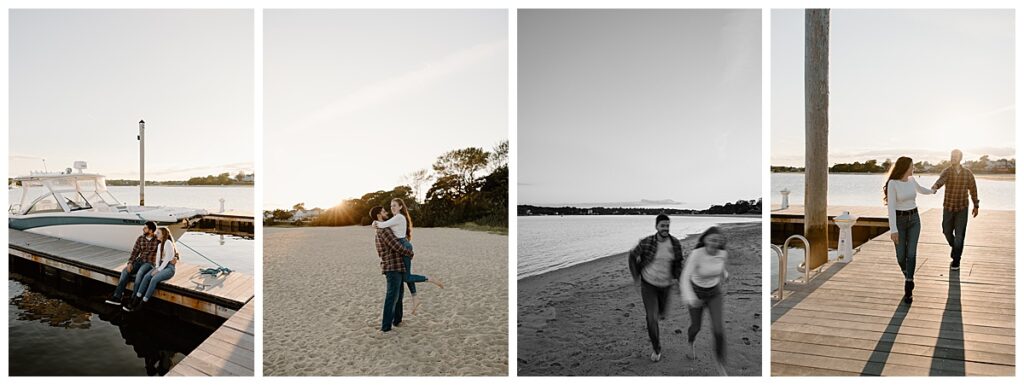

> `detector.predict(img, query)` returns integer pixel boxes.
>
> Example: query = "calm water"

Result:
[177,232,253,275]
[771,173,1014,210]
[769,173,1014,293]
[517,215,760,279]
[8,272,210,376]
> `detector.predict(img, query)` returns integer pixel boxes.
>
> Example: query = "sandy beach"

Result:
[517,222,762,376]
[263,226,508,376]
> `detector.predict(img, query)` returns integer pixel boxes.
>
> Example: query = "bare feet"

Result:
[429,278,445,289]
[715,359,728,376]
[411,295,422,315]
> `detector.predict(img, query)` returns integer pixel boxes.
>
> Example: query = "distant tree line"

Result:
[267,141,508,228]
[105,171,254,186]
[518,198,762,217]
[771,155,1015,174]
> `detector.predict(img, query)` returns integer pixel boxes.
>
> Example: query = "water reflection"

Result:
[9,272,210,376]
[11,288,92,329]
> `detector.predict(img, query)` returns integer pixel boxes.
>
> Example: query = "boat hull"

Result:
[10,216,193,253]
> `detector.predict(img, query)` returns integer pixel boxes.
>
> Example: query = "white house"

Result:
[292,208,323,221]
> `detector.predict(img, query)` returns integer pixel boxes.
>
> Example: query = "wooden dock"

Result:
[194,213,255,237]
[8,228,255,376]
[771,205,890,248]
[771,207,1015,376]
[168,300,255,376]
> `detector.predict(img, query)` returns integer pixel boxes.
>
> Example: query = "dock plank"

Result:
[10,229,253,315]
[771,208,1015,376]
[168,301,255,376]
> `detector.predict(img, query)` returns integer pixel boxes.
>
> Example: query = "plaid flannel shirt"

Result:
[376,227,413,274]
[628,233,685,283]
[933,166,980,211]
[128,235,160,266]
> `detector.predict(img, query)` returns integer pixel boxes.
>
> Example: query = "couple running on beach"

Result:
[628,214,731,375]
[372,198,445,333]
[884,149,980,304]
[104,221,179,312]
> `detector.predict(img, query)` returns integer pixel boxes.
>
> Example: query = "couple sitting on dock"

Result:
[104,221,179,312]
[628,214,732,375]
[371,198,444,333]
[883,149,980,304]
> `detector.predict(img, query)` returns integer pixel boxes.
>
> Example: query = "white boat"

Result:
[8,164,207,252]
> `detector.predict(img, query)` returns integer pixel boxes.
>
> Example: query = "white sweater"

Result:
[680,247,729,304]
[375,213,408,239]
[155,240,177,271]
[886,177,935,233]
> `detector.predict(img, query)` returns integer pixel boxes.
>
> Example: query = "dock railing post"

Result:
[804,9,830,270]
[834,211,858,263]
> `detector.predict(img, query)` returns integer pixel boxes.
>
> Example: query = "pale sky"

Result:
[264,10,508,210]
[9,10,254,180]
[518,10,762,209]
[772,9,1015,167]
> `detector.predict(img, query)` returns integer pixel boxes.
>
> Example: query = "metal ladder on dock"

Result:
[771,234,819,301]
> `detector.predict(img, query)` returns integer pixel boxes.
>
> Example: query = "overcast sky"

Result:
[772,9,1015,167]
[263,9,508,210]
[9,10,254,180]
[518,9,762,209]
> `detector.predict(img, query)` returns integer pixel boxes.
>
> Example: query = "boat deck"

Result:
[771,208,1015,376]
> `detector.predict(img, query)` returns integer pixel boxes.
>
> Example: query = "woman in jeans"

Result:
[124,227,178,312]
[680,226,729,376]
[372,198,444,314]
[883,156,936,304]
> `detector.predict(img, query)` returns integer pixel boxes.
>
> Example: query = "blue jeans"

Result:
[138,265,175,301]
[382,271,405,331]
[132,263,154,296]
[398,239,427,294]
[894,211,921,281]
[113,259,146,298]
[942,208,969,263]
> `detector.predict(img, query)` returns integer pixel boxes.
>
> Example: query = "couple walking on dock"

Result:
[104,221,179,312]
[884,149,980,304]
[628,214,733,375]
[372,198,445,333]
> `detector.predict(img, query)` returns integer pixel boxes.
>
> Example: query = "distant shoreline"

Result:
[518,213,761,218]
[771,171,1015,181]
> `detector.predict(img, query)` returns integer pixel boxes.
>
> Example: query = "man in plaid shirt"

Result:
[106,221,160,305]
[372,206,415,332]
[931,149,980,270]
[627,213,685,362]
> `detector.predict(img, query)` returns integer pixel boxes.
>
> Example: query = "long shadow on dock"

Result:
[860,301,911,375]
[930,269,965,376]
[770,262,848,323]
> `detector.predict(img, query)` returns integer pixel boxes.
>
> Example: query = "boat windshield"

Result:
[59,191,94,212]
[79,178,123,208]
[25,194,63,214]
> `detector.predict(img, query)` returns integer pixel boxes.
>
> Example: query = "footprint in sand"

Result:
[742,337,751,345]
